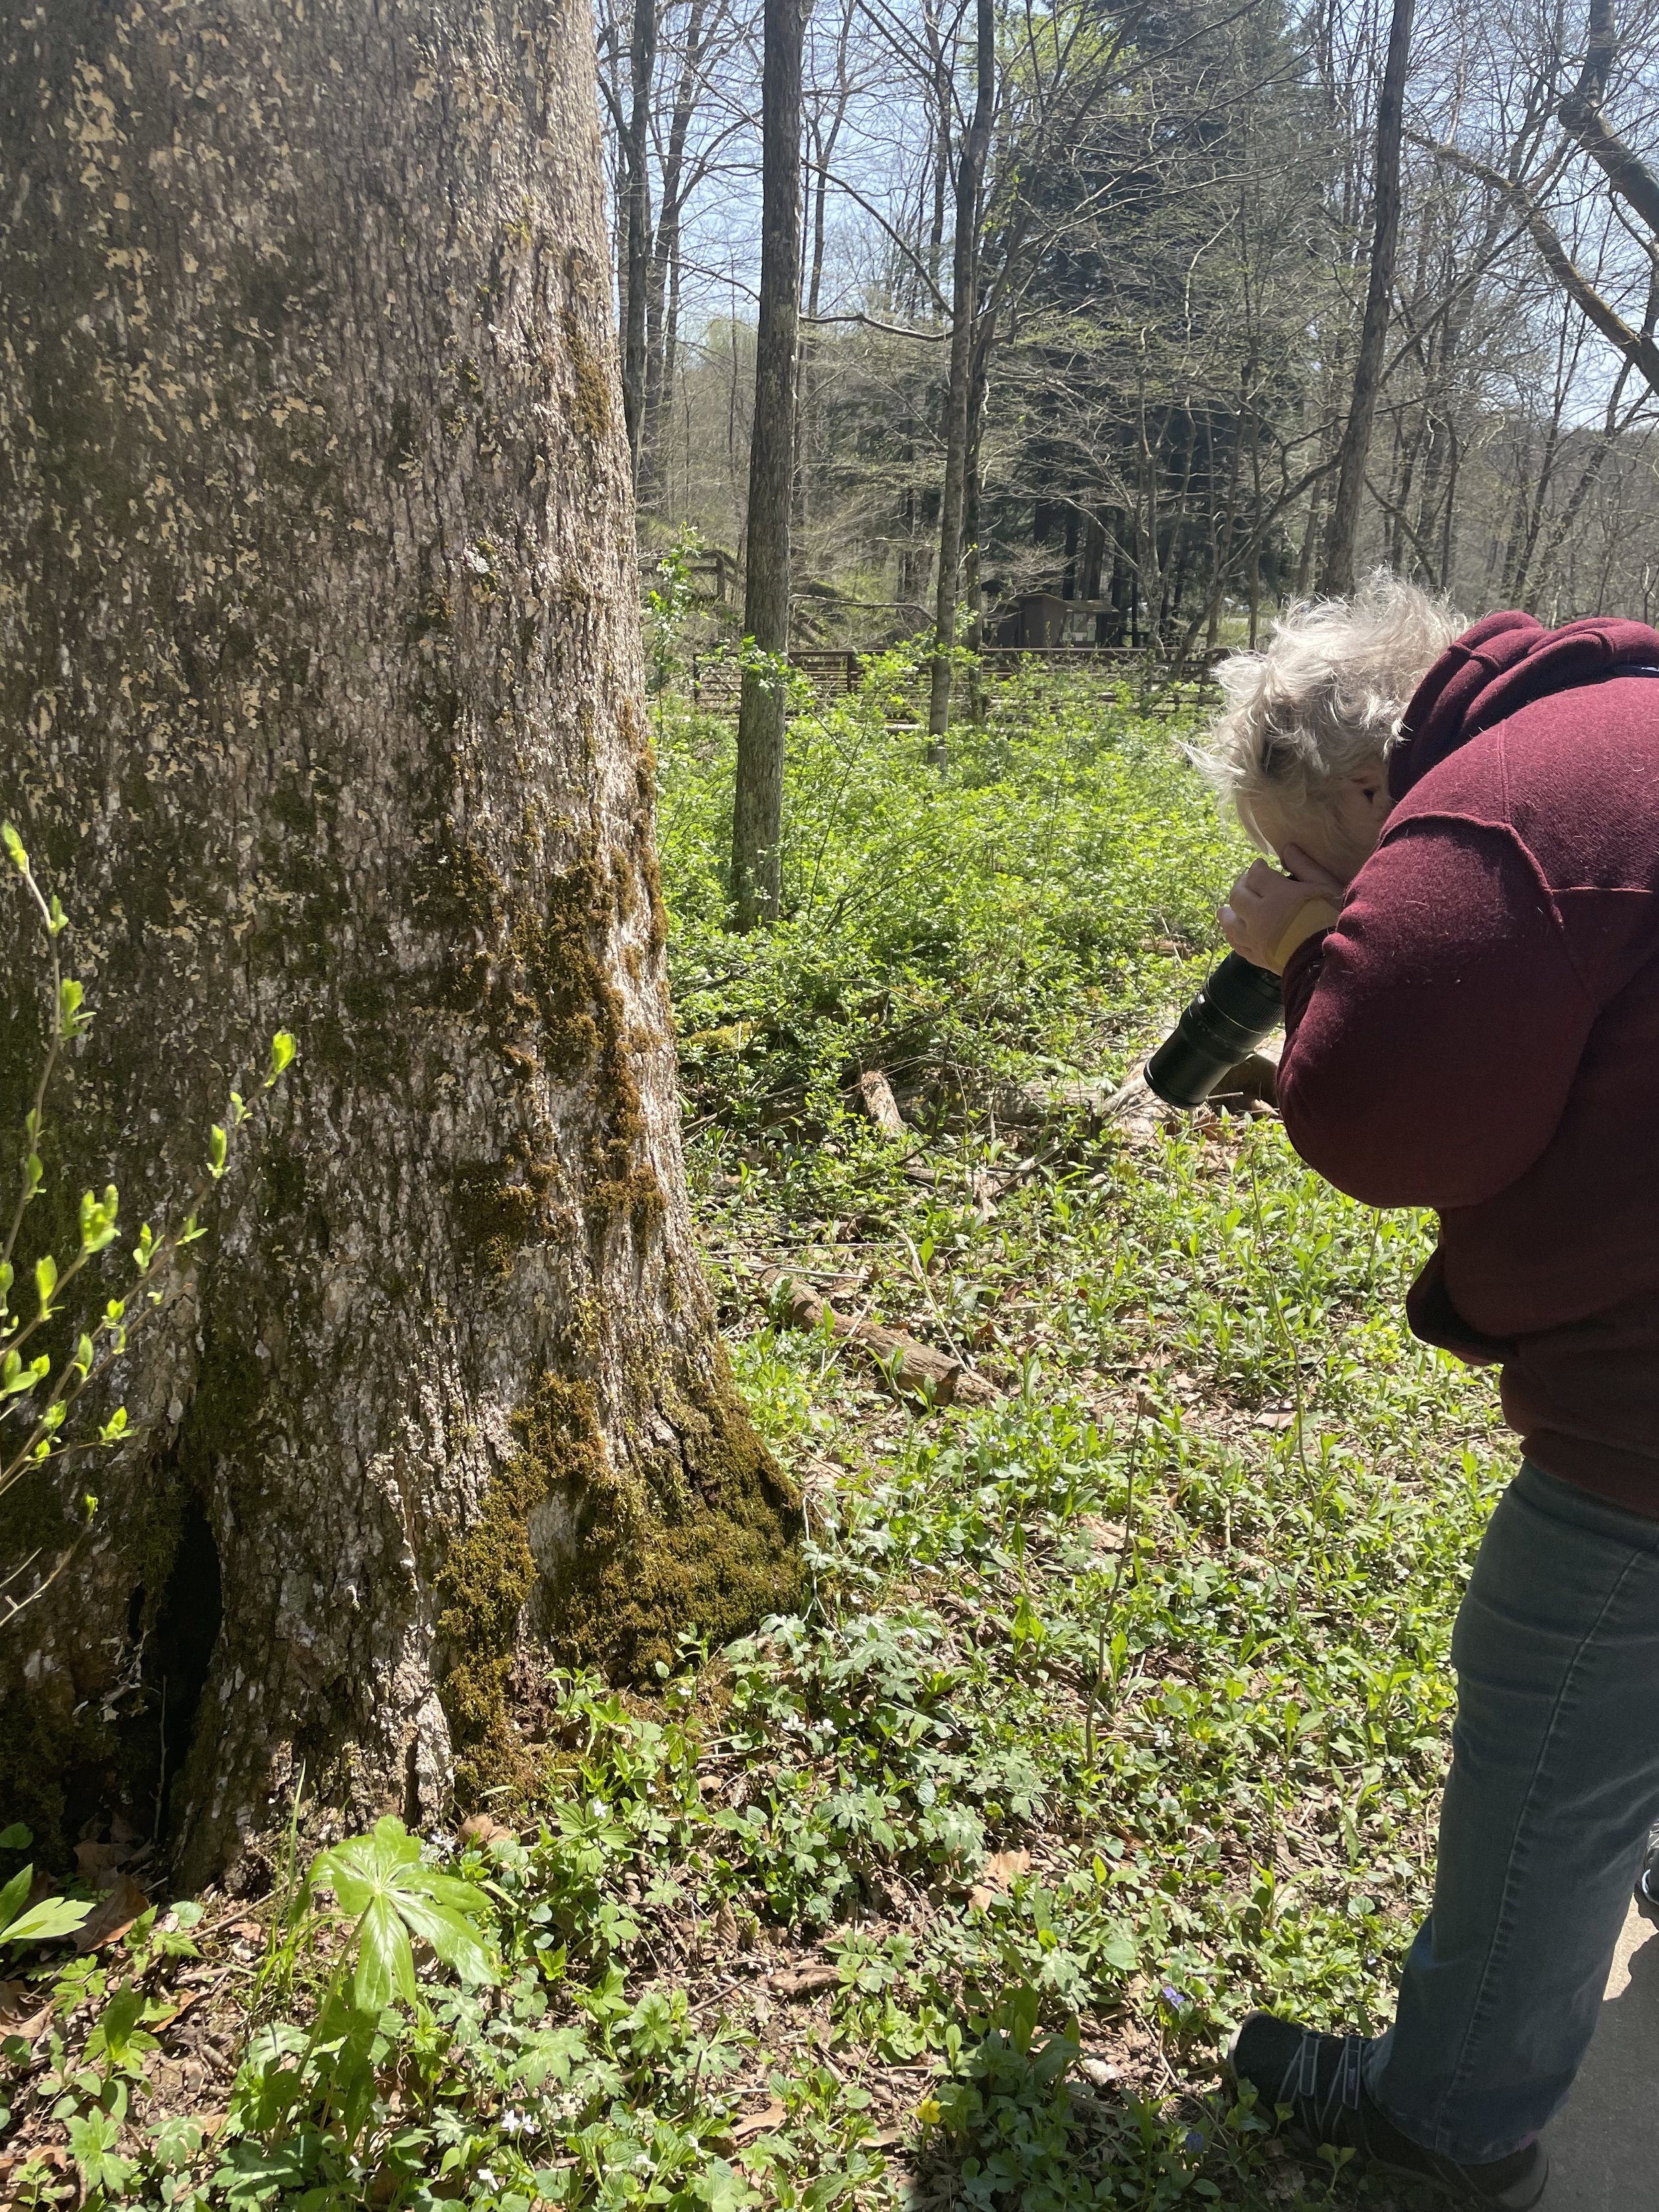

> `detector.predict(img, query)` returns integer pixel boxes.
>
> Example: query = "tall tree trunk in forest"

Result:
[0,0,798,1883]
[621,0,659,480]
[926,0,994,755]
[794,1,855,540]
[731,0,808,930]
[642,0,709,510]
[1319,0,1413,597]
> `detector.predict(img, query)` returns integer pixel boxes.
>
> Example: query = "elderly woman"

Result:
[1202,575,1659,2209]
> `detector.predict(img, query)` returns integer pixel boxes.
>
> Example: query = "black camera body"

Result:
[1145,954,1282,1109]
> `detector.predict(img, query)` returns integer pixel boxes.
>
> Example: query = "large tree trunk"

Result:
[1319,0,1414,597]
[730,0,808,930]
[0,0,798,1885]
[926,0,994,754]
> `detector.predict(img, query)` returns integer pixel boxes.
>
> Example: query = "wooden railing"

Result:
[686,644,1223,714]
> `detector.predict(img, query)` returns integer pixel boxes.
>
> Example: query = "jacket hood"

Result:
[1390,609,1659,801]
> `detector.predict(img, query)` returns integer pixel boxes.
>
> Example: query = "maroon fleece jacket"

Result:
[1278,609,1659,1513]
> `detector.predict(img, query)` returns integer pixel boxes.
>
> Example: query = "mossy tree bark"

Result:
[0,0,798,1885]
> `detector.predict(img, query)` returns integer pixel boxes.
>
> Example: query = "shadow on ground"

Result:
[1544,1904,1659,2209]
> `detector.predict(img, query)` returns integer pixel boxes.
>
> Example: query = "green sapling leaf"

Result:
[57,977,89,1039]
[1,1349,50,1397]
[34,1253,57,1318]
[267,1030,297,1085]
[207,1124,228,1180]
[1,822,27,873]
[79,1183,119,1254]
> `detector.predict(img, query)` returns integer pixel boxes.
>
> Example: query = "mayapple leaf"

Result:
[311,1816,498,2014]
[354,1893,417,2014]
[386,1887,496,1988]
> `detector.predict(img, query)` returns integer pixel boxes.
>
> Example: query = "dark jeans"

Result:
[1362,1459,1659,2163]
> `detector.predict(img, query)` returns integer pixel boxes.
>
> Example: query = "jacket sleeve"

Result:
[1276,817,1597,1209]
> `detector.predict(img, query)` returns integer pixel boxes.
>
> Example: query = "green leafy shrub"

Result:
[0,822,293,1626]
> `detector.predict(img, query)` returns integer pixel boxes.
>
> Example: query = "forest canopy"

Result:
[601,0,1659,642]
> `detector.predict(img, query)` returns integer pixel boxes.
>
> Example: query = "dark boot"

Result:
[1226,2012,1547,2209]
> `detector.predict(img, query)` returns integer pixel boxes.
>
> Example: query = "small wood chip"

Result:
[770,1960,839,1996]
[732,2095,788,2142]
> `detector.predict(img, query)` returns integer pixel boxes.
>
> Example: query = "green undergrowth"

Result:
[658,655,1242,1130]
[1,674,1504,2209]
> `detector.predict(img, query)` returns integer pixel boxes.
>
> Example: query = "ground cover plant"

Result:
[0,669,1508,2209]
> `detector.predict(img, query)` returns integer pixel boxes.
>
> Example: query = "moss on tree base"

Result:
[435,1359,801,1805]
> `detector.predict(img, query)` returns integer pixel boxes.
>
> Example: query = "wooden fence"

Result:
[686,644,1224,715]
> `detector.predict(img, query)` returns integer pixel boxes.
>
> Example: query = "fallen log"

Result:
[993,1043,1277,1143]
[852,1068,908,1137]
[763,1271,1000,1407]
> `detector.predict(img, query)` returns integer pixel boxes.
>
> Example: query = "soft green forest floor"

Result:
[3,672,1507,2209]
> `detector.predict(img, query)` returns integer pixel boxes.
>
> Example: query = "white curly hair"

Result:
[1192,572,1463,843]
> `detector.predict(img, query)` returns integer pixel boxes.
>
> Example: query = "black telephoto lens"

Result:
[1144,954,1283,1110]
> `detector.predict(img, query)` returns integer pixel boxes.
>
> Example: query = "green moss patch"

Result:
[557,1356,804,1687]
[435,1360,802,1806]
